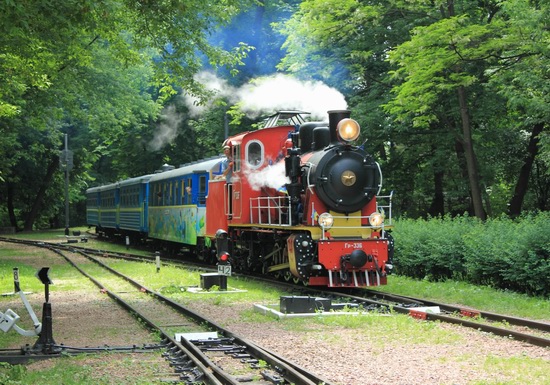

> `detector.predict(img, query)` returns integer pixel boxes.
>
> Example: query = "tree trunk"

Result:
[532,160,549,211]
[7,182,19,230]
[23,156,59,231]
[428,170,445,217]
[453,135,474,215]
[508,122,544,216]
[457,86,486,220]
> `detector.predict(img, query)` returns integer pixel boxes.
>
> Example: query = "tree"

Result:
[0,0,255,230]
[488,0,549,215]
[387,0,549,216]
[278,0,472,216]
[278,0,549,218]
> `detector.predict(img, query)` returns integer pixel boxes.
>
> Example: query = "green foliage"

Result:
[1,0,549,230]
[278,0,550,217]
[0,0,257,230]
[463,213,550,296]
[394,213,550,296]
[394,215,476,281]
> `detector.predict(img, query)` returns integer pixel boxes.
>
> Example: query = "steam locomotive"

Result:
[86,110,394,287]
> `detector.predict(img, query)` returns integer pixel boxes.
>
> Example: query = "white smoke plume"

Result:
[148,105,182,151]
[244,162,289,191]
[236,74,347,120]
[183,72,347,120]
[151,73,347,151]
[184,72,232,117]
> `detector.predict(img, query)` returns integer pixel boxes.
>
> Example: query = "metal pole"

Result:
[64,134,70,236]
[155,252,160,273]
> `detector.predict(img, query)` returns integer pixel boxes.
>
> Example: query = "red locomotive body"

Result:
[206,110,394,288]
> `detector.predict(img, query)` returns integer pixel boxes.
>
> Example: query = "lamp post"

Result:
[60,134,73,236]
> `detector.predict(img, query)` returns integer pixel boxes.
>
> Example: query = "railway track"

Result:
[84,242,550,349]
[319,288,550,348]
[0,238,332,385]
[227,275,550,349]
[3,236,549,353]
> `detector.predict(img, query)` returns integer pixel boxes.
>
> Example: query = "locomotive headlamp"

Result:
[318,212,334,230]
[369,212,384,228]
[336,118,361,143]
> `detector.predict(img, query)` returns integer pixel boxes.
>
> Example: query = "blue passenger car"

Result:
[147,158,222,245]
[97,182,119,235]
[86,187,100,227]
[118,175,152,235]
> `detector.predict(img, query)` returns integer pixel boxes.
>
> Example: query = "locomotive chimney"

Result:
[328,110,351,143]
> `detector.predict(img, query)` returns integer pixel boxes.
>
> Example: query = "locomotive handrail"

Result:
[376,162,383,196]
[248,192,393,229]
[376,191,394,227]
[304,162,315,194]
[249,196,292,226]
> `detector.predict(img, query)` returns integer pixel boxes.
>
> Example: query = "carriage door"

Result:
[228,144,241,219]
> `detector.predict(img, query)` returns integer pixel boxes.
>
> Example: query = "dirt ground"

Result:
[1,241,549,385]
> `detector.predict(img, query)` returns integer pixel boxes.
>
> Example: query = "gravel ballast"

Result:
[1,242,548,384]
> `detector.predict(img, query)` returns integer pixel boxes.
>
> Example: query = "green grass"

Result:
[0,254,97,295]
[474,355,550,385]
[5,227,152,257]
[109,259,286,304]
[4,227,88,240]
[370,275,550,321]
[0,353,169,385]
[280,310,463,345]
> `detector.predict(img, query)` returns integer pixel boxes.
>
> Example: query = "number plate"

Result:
[218,264,232,276]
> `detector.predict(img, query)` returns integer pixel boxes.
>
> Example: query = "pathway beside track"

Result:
[0,238,332,385]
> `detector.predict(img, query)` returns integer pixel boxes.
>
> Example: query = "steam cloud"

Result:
[149,72,347,160]
[184,72,347,120]
[148,105,182,151]
[244,162,289,191]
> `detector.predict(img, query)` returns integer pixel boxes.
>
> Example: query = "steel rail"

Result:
[68,246,325,385]
[360,289,550,333]
[47,246,227,385]
[329,289,550,348]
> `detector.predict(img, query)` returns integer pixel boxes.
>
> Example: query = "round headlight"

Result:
[369,212,384,228]
[336,118,360,143]
[318,212,334,229]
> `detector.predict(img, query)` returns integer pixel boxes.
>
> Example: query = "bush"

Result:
[393,212,549,297]
[393,215,473,281]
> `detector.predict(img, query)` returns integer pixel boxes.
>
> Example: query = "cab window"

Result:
[246,140,263,169]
